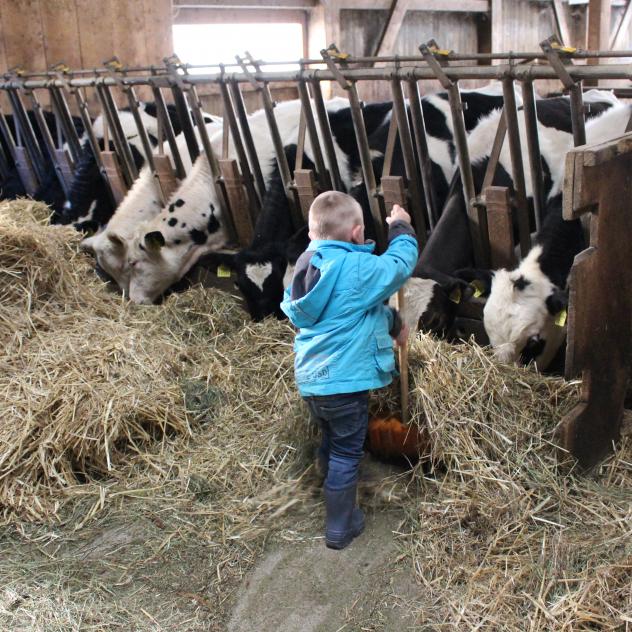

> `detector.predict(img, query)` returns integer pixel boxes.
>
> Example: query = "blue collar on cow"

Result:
[307,239,376,254]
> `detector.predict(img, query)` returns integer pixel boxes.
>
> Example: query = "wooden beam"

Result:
[174,0,318,7]
[490,0,503,60]
[342,0,487,10]
[374,0,410,58]
[587,0,611,51]
[552,0,572,46]
[610,0,632,49]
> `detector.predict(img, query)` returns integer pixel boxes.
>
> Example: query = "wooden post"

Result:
[294,169,318,220]
[586,0,611,87]
[557,133,632,469]
[485,186,516,270]
[219,159,254,248]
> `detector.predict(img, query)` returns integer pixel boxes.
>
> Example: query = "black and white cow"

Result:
[122,98,367,305]
[57,103,220,233]
[396,91,622,344]
[229,84,510,321]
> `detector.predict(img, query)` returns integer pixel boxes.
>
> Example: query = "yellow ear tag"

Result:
[555,309,567,327]
[449,287,461,304]
[217,264,232,278]
[470,280,484,299]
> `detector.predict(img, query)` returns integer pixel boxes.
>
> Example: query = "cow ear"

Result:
[107,232,125,249]
[545,288,568,316]
[454,268,494,298]
[144,230,166,252]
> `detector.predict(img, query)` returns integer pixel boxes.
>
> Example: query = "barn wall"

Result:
[0,0,173,109]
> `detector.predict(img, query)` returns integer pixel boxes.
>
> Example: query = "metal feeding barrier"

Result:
[0,38,631,467]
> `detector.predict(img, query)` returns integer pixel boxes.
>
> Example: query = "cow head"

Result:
[459,246,568,370]
[127,209,227,305]
[232,248,290,321]
[394,276,474,339]
[82,229,132,294]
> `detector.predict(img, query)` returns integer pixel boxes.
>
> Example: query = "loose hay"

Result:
[0,199,630,630]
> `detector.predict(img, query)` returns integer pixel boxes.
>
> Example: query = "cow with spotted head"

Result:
[228,85,514,322]
[122,98,361,305]
[395,91,622,344]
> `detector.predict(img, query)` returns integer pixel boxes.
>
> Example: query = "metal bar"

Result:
[321,47,385,250]
[501,77,531,258]
[405,79,438,229]
[296,79,330,191]
[187,83,239,245]
[390,77,426,244]
[309,78,343,192]
[48,85,82,163]
[420,41,487,266]
[6,87,47,184]
[236,54,303,230]
[480,111,507,193]
[219,77,261,222]
[521,80,545,232]
[168,77,201,162]
[4,62,632,89]
[229,79,266,205]
[148,84,187,179]
[122,84,157,173]
[26,89,71,196]
[569,84,587,146]
[95,82,138,185]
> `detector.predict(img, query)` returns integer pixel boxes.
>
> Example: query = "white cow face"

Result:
[82,230,132,294]
[482,247,567,370]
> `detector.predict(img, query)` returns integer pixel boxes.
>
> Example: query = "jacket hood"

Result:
[282,239,375,328]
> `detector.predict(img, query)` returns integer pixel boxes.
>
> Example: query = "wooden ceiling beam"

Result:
[174,0,489,10]
[374,0,410,57]
[610,0,632,49]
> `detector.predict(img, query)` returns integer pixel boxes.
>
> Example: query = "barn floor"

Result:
[1,201,631,631]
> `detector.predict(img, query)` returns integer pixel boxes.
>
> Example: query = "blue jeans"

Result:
[303,391,369,491]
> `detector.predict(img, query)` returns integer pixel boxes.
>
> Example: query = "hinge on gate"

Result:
[550,42,577,55]
[324,44,350,62]
[51,62,71,74]
[103,56,124,72]
[164,54,183,68]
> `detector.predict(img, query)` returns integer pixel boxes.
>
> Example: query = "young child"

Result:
[281,190,418,550]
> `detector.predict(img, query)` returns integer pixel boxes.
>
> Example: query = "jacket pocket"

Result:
[374,334,395,374]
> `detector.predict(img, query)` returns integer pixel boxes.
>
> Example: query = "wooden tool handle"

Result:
[394,287,409,424]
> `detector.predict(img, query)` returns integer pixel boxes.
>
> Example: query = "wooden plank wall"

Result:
[0,0,173,109]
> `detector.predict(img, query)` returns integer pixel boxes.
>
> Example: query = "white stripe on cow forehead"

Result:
[245,262,273,292]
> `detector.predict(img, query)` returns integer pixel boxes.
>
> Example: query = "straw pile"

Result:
[0,200,190,521]
[385,336,632,630]
[0,199,629,629]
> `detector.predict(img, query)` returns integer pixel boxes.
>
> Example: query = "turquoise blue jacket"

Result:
[280,221,418,396]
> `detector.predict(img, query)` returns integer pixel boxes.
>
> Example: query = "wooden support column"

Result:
[610,0,632,49]
[485,186,516,271]
[490,0,503,61]
[558,133,632,469]
[587,0,611,86]
[552,0,572,46]
[219,159,254,248]
[374,0,410,58]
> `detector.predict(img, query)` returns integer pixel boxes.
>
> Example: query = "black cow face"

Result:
[234,252,288,322]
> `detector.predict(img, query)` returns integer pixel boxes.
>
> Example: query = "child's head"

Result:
[308,191,365,244]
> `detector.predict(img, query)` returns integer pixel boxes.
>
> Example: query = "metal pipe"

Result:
[296,79,330,191]
[26,89,71,196]
[502,77,531,258]
[48,85,82,163]
[569,83,587,146]
[521,80,545,232]
[229,79,266,203]
[6,87,47,184]
[169,79,201,162]
[122,84,157,174]
[95,82,138,185]
[390,77,427,244]
[405,79,439,229]
[309,78,343,192]
[219,78,261,221]
[3,62,632,89]
[187,83,239,245]
[148,84,187,180]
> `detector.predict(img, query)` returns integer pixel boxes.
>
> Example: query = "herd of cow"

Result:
[1,84,628,373]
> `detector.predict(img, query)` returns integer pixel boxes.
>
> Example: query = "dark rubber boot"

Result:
[324,485,364,550]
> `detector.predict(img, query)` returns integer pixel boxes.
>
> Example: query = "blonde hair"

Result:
[308,191,363,240]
